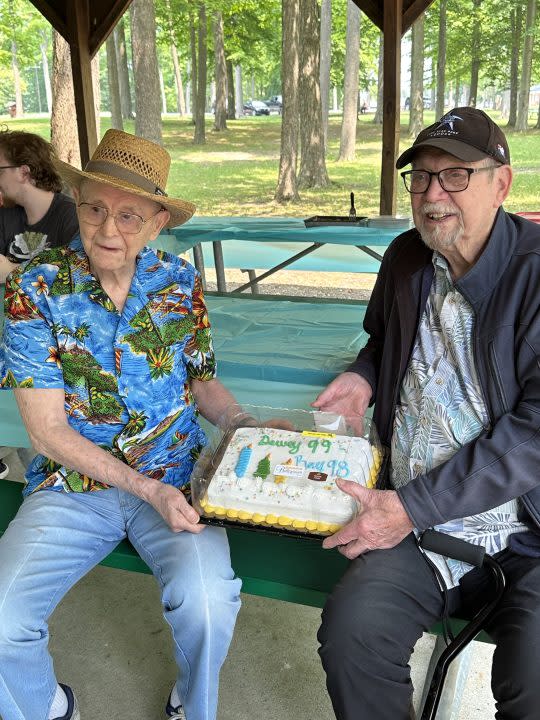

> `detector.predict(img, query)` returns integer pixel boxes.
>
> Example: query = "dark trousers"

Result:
[317,533,540,720]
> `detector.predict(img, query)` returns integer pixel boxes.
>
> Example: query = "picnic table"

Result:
[157,216,405,292]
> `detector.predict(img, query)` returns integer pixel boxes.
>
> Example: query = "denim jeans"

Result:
[0,487,242,720]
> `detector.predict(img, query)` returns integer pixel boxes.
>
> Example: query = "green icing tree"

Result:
[254,454,271,480]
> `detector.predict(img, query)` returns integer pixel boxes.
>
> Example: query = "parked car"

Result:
[243,100,270,116]
[264,97,282,115]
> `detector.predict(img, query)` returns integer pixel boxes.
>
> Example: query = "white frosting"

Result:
[204,426,380,530]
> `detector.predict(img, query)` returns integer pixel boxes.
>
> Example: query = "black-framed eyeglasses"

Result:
[401,165,501,194]
[0,165,17,171]
[77,202,163,234]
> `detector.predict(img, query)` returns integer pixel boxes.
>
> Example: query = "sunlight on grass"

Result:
[4,112,538,216]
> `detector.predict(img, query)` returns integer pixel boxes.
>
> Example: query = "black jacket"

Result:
[348,209,540,532]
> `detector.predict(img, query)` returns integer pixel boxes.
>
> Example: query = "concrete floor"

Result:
[1,448,496,720]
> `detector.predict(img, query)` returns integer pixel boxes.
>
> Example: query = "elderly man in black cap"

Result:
[313,107,540,719]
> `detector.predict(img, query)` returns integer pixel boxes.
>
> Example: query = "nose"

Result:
[423,172,449,202]
[100,211,118,236]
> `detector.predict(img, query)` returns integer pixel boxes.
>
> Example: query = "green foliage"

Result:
[4,108,540,217]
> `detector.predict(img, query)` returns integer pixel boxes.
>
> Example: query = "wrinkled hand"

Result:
[323,480,413,559]
[312,372,372,417]
[146,481,204,533]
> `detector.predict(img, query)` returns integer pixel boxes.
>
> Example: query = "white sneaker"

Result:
[165,690,186,719]
[51,684,80,720]
[0,460,9,480]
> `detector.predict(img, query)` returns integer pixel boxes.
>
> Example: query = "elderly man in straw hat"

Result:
[0,130,243,720]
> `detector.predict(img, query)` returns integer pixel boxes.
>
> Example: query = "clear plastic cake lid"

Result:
[190,405,383,537]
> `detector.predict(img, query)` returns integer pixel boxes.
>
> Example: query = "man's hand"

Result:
[312,372,373,417]
[323,480,414,559]
[145,481,204,534]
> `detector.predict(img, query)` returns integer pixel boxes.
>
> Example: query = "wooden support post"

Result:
[379,0,402,217]
[68,0,98,167]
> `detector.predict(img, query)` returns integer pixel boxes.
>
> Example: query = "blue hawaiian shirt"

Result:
[1,236,215,496]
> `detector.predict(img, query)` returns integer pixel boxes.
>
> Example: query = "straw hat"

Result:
[55,129,195,228]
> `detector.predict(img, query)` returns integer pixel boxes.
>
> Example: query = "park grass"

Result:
[4,110,539,216]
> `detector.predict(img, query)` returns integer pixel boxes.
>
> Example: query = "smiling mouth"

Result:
[426,212,454,221]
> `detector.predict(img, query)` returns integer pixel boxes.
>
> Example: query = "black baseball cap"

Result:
[396,107,510,169]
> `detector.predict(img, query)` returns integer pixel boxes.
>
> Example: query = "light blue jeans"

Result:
[0,487,242,720]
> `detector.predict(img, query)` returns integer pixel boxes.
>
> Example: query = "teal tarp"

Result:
[0,295,368,449]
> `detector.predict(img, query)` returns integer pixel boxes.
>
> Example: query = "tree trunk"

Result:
[92,53,101,139]
[275,0,300,202]
[298,0,329,186]
[338,0,360,161]
[435,0,447,118]
[11,40,23,117]
[516,0,536,131]
[213,11,227,131]
[468,0,482,107]
[159,70,167,114]
[105,34,123,128]
[190,13,198,124]
[408,13,424,138]
[40,32,52,113]
[115,19,133,120]
[226,60,236,119]
[235,65,243,116]
[171,43,186,116]
[319,0,331,148]
[130,0,162,144]
[193,3,207,144]
[373,33,383,124]
[507,6,522,127]
[51,31,80,167]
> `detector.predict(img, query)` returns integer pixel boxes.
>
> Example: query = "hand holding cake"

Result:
[322,482,414,559]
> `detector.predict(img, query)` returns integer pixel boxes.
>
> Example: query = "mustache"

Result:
[419,202,457,215]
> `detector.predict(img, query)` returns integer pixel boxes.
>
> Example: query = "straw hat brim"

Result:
[55,160,195,228]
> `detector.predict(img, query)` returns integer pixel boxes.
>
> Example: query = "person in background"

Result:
[313,107,540,719]
[0,128,79,477]
[0,129,242,720]
[0,127,78,282]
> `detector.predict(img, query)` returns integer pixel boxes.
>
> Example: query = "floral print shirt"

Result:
[391,252,528,587]
[1,236,215,496]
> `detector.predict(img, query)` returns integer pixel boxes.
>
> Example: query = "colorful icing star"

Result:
[274,457,294,484]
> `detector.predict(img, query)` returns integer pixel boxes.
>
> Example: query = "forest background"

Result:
[0,0,539,217]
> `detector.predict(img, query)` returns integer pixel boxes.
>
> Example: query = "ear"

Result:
[18,165,33,184]
[149,208,170,240]
[493,165,512,208]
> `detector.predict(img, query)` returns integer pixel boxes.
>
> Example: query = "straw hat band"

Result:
[85,160,167,196]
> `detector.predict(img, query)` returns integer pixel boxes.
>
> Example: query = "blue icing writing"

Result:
[259,434,300,455]
[294,455,351,478]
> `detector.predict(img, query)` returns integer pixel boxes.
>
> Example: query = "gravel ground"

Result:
[201,267,376,301]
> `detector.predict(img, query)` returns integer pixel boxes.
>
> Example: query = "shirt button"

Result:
[435,377,443,385]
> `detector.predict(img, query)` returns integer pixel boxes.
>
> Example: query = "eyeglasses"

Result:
[78,203,163,234]
[0,165,17,171]
[401,165,500,194]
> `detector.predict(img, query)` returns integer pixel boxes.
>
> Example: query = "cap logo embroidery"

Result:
[436,112,463,132]
[497,144,505,158]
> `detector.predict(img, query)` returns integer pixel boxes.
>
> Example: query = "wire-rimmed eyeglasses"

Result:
[77,203,163,234]
[401,165,500,194]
